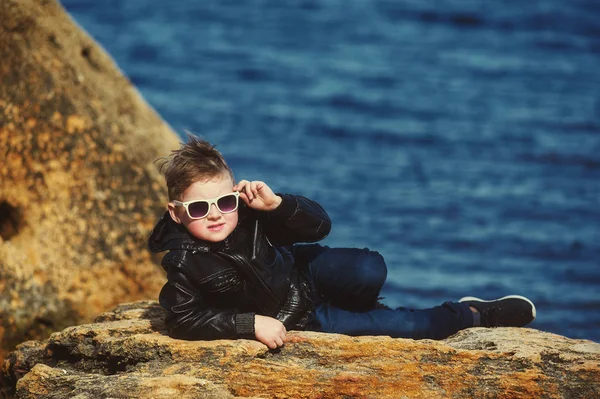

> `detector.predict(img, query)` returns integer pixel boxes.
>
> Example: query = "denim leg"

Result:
[311,301,474,340]
[298,246,387,312]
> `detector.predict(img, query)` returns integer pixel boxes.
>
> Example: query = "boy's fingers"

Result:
[242,182,253,200]
[239,192,250,205]
[234,180,249,193]
[238,183,251,200]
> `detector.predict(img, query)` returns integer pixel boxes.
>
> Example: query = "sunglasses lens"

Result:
[217,194,238,213]
[187,201,209,218]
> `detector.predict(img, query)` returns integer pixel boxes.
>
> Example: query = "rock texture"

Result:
[2,301,599,399]
[0,0,180,360]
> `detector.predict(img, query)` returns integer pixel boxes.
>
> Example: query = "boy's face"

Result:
[168,172,238,243]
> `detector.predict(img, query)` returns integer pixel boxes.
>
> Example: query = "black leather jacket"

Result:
[148,194,331,340]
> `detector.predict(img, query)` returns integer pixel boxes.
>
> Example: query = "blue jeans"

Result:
[294,244,474,340]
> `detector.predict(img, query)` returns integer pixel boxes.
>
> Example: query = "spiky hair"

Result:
[156,132,233,201]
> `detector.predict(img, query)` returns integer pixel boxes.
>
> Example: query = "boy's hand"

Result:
[254,315,286,349]
[234,180,282,211]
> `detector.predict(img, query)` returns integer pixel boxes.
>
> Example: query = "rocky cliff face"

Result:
[2,301,599,399]
[0,0,180,360]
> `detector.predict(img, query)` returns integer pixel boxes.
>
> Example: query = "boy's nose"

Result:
[206,204,221,219]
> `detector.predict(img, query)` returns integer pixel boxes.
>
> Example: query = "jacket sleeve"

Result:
[259,194,331,247]
[158,254,256,341]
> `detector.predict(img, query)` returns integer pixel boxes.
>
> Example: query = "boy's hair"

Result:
[156,133,234,201]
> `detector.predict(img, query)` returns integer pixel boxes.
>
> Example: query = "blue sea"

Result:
[61,0,600,342]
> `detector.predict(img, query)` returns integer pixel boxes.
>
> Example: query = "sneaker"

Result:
[459,295,536,328]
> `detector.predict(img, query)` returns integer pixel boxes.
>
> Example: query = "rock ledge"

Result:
[2,301,599,398]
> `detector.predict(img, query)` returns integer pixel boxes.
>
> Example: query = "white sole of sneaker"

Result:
[459,295,537,319]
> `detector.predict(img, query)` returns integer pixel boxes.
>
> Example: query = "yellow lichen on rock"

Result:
[0,0,181,362]
[3,301,599,399]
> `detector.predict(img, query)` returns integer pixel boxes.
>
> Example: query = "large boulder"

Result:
[0,0,180,360]
[2,301,599,398]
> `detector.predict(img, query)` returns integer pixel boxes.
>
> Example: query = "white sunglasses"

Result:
[173,191,240,219]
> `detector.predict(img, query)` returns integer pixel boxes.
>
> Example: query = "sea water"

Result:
[62,0,600,342]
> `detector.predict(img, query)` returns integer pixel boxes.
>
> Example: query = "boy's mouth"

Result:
[207,223,225,231]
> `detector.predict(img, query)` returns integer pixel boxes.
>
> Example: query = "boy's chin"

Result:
[202,235,228,243]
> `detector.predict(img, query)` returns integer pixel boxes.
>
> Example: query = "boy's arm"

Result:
[234,180,331,246]
[159,266,255,340]
[160,272,287,348]
[259,194,331,246]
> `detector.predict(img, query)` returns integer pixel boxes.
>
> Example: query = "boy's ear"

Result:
[168,203,183,224]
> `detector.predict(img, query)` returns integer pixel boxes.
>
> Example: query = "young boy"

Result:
[149,135,536,349]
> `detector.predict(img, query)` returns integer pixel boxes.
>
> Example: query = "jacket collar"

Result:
[147,211,212,253]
